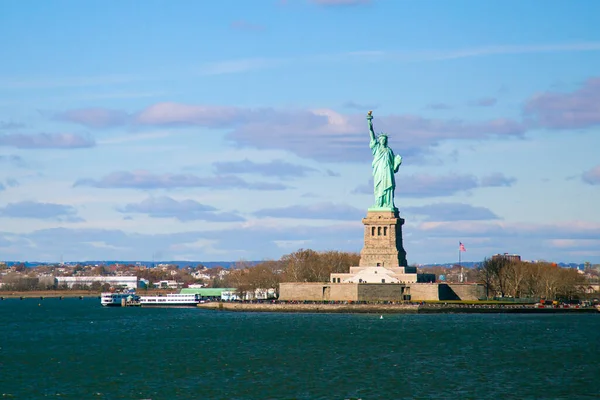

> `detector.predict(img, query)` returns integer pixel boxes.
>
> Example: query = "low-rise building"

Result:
[331,265,434,284]
[492,253,522,263]
[55,276,138,289]
[179,287,236,300]
[187,283,205,288]
[223,288,277,301]
[153,280,182,289]
[191,271,211,280]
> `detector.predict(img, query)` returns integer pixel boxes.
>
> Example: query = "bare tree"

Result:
[556,267,587,300]
[478,257,511,298]
[505,261,528,298]
[280,249,359,283]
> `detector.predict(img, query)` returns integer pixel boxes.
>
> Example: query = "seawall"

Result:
[197,302,419,313]
[198,302,600,314]
[418,305,599,314]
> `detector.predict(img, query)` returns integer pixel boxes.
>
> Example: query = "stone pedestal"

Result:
[358,208,408,268]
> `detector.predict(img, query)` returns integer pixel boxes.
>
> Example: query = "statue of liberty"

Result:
[367,111,402,210]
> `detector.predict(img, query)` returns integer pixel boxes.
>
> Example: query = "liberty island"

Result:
[279,112,483,302]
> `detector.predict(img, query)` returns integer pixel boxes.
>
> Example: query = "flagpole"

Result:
[459,242,462,283]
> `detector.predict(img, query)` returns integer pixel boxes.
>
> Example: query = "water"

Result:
[1,298,599,399]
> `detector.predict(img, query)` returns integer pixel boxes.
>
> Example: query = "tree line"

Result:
[224,249,360,297]
[477,257,589,300]
[0,276,55,291]
[228,252,593,301]
[0,274,113,292]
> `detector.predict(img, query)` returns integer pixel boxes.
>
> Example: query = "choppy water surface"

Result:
[0,298,599,399]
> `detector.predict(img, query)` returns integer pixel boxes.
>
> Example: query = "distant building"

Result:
[55,276,138,289]
[191,271,211,280]
[579,284,600,294]
[187,283,205,288]
[220,288,277,301]
[180,287,236,300]
[152,280,182,289]
[492,253,521,263]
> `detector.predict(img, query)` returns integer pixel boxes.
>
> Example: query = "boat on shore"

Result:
[101,290,140,307]
[139,293,203,307]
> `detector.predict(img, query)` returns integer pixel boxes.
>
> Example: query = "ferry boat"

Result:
[139,293,203,307]
[101,291,140,307]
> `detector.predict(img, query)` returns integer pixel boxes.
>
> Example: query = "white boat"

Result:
[139,293,202,307]
[101,291,140,307]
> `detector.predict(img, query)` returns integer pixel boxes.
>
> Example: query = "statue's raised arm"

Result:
[367,110,376,143]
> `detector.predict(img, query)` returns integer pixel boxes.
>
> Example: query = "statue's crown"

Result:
[378,132,388,139]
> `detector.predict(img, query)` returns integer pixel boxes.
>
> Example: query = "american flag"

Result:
[459,242,466,252]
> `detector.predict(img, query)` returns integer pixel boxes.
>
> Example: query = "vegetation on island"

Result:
[476,258,592,300]
[225,249,360,298]
[226,253,597,301]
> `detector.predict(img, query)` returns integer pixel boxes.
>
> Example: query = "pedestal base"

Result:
[358,209,408,268]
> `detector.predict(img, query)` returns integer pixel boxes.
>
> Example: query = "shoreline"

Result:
[198,302,600,314]
[2,294,598,314]
[198,302,420,313]
[0,289,174,299]
[0,291,99,298]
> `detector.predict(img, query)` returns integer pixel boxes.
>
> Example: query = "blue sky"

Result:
[1,0,599,264]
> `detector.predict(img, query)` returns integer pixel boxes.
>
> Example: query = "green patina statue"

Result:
[367,111,402,210]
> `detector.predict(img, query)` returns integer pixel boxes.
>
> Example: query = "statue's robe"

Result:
[370,137,401,208]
